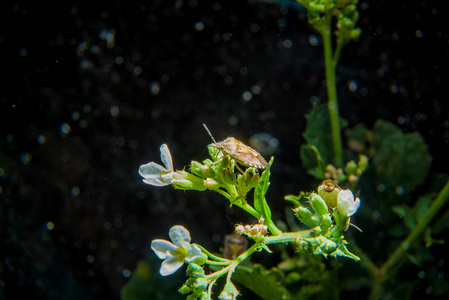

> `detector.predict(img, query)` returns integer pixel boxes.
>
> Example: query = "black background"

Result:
[1,0,448,299]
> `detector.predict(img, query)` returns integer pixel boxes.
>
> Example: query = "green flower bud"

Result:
[310,194,329,216]
[293,207,312,225]
[202,158,214,166]
[358,154,368,171]
[343,4,357,17]
[194,278,209,290]
[313,226,322,236]
[204,178,221,190]
[219,282,239,300]
[190,161,205,177]
[178,284,191,295]
[345,160,357,175]
[317,180,341,208]
[199,291,209,300]
[320,214,333,233]
[309,2,325,13]
[310,214,321,228]
[173,171,207,191]
[351,27,361,39]
[200,165,215,178]
[187,263,205,278]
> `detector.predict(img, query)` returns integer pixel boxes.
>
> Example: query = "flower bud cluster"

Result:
[179,263,210,299]
[189,146,262,204]
[336,1,361,43]
[295,235,358,261]
[235,218,268,238]
[291,180,361,259]
[324,154,368,186]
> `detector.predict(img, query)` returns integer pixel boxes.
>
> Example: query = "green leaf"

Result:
[372,120,432,196]
[391,205,416,230]
[121,259,183,300]
[300,144,327,179]
[254,157,273,221]
[233,264,287,300]
[302,103,347,166]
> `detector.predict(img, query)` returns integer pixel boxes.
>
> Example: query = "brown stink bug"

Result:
[203,124,268,170]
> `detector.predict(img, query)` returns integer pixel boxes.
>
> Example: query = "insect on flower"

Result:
[203,124,268,170]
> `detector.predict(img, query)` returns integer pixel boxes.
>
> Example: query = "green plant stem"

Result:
[205,242,260,282]
[264,229,313,244]
[379,179,449,282]
[321,16,343,167]
[196,244,231,263]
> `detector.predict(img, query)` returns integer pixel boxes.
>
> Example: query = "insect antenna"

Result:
[203,124,217,143]
[350,223,363,232]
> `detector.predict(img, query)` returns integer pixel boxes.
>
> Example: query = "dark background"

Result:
[1,0,448,299]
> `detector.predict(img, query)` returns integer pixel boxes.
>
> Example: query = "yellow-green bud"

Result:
[178,284,191,295]
[310,194,329,216]
[173,171,207,191]
[345,160,357,175]
[187,263,204,278]
[190,161,204,177]
[203,178,221,190]
[317,180,341,208]
[358,154,368,171]
[194,278,208,290]
[293,207,312,225]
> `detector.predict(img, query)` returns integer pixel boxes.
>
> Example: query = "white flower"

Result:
[139,144,174,186]
[151,225,202,276]
[337,190,361,217]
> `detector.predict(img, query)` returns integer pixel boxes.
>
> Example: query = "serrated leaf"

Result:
[254,157,273,221]
[303,104,334,165]
[302,104,347,166]
[233,264,287,300]
[300,144,327,179]
[372,120,432,196]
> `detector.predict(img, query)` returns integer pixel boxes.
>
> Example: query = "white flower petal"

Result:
[151,239,177,259]
[159,256,184,276]
[160,172,174,184]
[185,244,202,262]
[139,162,168,178]
[337,190,361,217]
[160,144,173,171]
[348,197,361,216]
[339,190,353,203]
[169,225,191,246]
[142,176,170,186]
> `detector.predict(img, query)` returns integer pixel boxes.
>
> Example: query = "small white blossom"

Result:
[337,190,361,217]
[139,144,174,186]
[151,225,202,276]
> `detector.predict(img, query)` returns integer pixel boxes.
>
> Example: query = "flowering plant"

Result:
[122,1,449,299]
[137,142,362,299]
